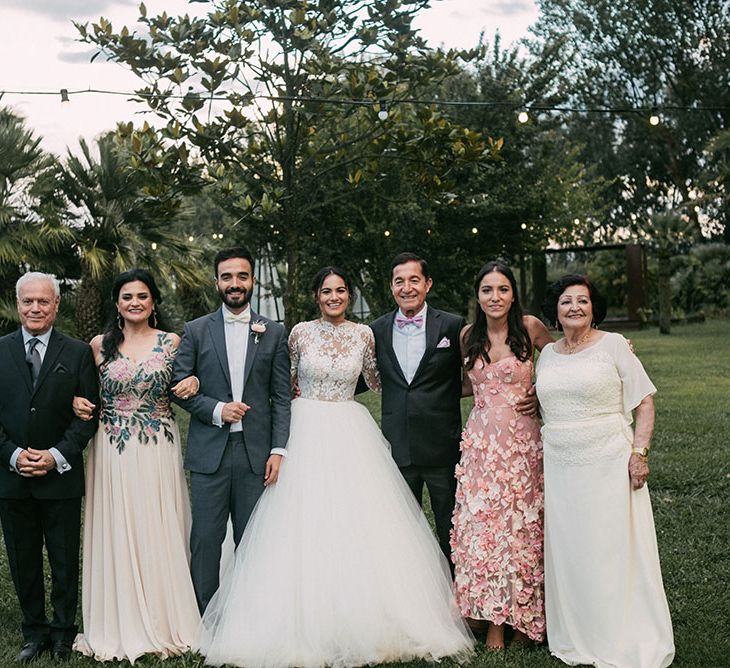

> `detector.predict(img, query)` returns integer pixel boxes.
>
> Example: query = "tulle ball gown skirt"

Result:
[198,397,474,668]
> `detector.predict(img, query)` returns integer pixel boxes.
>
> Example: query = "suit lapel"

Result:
[33,329,65,395]
[383,311,408,384]
[10,330,33,393]
[208,309,232,389]
[243,310,260,388]
[411,308,441,383]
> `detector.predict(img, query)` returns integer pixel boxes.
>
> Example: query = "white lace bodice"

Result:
[535,332,656,465]
[289,320,381,402]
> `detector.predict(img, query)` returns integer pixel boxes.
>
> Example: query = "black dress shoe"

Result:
[16,640,49,663]
[52,639,73,661]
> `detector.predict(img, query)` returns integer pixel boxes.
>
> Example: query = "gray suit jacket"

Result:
[172,308,291,475]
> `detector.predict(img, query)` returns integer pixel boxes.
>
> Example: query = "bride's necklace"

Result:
[564,330,593,354]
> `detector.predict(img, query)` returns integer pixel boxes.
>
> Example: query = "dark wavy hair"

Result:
[389,252,430,281]
[541,274,608,331]
[213,246,255,277]
[311,266,353,297]
[463,261,532,370]
[101,268,170,364]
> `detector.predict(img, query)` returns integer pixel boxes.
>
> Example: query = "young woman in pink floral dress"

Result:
[451,261,553,650]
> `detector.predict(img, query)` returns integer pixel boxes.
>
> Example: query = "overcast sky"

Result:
[0,0,538,156]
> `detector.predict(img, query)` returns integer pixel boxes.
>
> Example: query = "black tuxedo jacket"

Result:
[370,307,465,468]
[0,329,99,499]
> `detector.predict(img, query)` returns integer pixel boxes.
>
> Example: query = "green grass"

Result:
[1,320,727,667]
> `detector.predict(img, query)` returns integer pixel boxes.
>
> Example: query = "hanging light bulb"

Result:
[60,88,70,104]
[517,110,529,124]
[471,227,478,234]
[384,230,391,237]
[188,235,194,242]
[377,100,388,121]
[649,109,660,126]
[151,242,158,250]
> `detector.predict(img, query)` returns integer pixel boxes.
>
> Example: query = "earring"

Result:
[151,309,158,328]
[117,313,124,330]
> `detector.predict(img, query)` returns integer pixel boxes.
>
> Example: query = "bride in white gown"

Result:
[198,267,473,668]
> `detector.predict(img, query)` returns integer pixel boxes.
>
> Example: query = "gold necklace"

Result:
[564,330,593,354]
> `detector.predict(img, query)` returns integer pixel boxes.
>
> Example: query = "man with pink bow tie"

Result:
[369,253,465,568]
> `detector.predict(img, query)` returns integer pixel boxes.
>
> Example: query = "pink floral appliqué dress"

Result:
[450,356,545,641]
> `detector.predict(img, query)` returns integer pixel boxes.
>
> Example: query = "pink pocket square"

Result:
[436,337,451,349]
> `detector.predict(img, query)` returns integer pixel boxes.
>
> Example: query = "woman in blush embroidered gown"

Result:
[536,275,673,668]
[72,269,200,663]
[451,261,553,650]
[198,267,473,668]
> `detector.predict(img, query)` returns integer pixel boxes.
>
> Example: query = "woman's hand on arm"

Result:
[171,376,200,400]
[72,396,96,421]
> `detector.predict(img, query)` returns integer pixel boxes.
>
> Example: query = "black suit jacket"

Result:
[370,307,465,468]
[0,329,99,499]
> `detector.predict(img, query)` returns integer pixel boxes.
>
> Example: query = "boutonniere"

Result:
[251,320,266,344]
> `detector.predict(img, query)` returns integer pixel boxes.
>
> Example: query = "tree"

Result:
[0,106,73,333]
[77,0,490,326]
[642,210,695,334]
[53,128,207,340]
[531,0,730,240]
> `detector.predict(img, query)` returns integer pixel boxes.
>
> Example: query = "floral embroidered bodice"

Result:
[289,320,381,401]
[100,332,176,452]
[468,355,535,413]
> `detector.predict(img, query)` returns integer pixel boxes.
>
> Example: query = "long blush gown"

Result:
[198,319,473,668]
[451,356,545,641]
[536,332,674,668]
[74,332,200,663]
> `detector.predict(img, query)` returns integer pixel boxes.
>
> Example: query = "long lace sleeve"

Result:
[361,326,381,393]
[288,323,302,390]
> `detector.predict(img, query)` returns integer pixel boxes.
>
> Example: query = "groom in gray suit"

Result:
[173,247,291,612]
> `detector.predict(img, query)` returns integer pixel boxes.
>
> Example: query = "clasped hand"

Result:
[16,448,55,477]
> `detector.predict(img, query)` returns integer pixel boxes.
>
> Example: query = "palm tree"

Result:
[0,106,72,333]
[59,132,206,340]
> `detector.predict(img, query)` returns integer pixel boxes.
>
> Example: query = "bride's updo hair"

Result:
[311,266,353,298]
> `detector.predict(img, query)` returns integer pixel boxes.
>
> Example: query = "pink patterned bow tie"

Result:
[395,314,424,328]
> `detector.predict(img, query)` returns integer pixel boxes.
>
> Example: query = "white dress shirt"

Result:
[213,305,250,432]
[10,328,72,475]
[212,306,286,457]
[392,303,428,384]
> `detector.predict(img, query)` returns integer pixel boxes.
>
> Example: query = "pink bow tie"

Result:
[395,314,424,329]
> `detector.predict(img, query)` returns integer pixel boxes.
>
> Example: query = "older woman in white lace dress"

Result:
[198,267,473,668]
[536,274,674,668]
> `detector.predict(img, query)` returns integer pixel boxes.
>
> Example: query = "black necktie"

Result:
[26,338,42,386]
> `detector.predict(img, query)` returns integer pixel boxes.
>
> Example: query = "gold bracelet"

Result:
[632,447,649,458]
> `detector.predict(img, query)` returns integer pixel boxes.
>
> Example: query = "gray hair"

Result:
[16,272,61,299]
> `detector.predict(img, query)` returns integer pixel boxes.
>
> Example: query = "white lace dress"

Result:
[198,320,473,668]
[536,333,674,668]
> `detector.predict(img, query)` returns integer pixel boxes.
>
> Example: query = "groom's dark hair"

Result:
[214,247,256,277]
[390,252,430,280]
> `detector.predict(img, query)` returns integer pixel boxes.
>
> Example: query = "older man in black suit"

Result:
[0,272,98,662]
[369,253,465,566]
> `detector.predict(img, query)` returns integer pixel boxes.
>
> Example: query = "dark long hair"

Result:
[463,261,532,370]
[101,268,170,364]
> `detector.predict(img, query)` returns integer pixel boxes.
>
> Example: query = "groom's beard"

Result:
[218,286,252,310]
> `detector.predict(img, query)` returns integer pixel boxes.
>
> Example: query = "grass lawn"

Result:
[1,319,727,667]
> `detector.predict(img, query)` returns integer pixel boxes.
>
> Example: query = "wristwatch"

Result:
[631,447,649,458]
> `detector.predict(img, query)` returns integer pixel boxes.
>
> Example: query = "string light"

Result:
[471,227,478,234]
[384,230,391,237]
[1,88,726,117]
[60,88,70,104]
[377,100,388,121]
[188,235,194,241]
[649,108,660,126]
[151,242,158,250]
[517,110,529,124]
